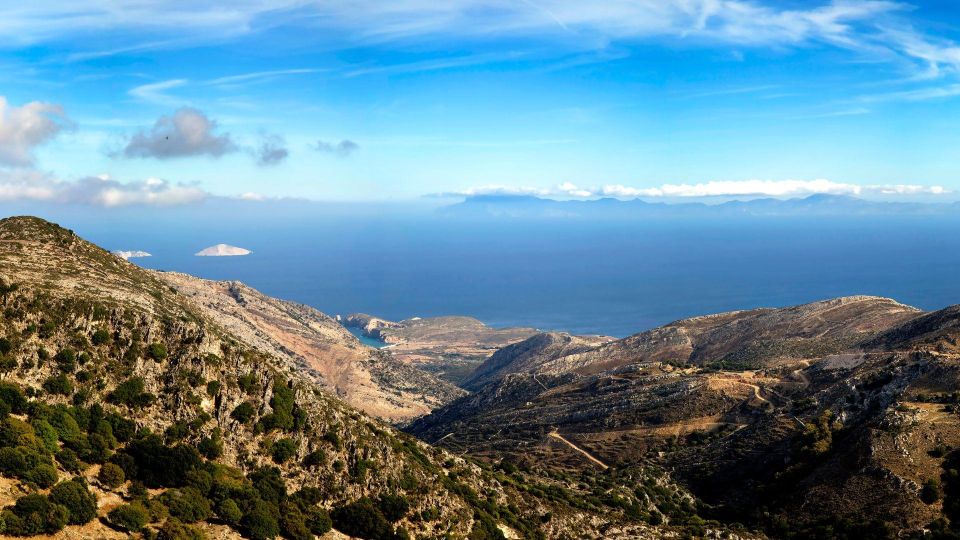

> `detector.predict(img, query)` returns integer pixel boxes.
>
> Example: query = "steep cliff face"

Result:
[158,273,465,422]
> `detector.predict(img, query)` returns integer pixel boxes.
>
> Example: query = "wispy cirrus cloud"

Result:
[443,179,949,199]
[128,79,188,106]
[7,1,957,79]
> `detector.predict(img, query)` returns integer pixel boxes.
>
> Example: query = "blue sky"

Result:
[1,1,959,206]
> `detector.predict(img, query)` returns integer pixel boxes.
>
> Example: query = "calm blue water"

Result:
[345,326,387,348]
[33,210,960,337]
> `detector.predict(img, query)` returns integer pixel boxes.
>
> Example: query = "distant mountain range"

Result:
[441,193,960,219]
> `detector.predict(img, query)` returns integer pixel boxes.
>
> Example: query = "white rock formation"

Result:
[112,250,152,260]
[195,244,251,257]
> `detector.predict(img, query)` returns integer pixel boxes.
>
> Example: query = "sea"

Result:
[37,208,960,338]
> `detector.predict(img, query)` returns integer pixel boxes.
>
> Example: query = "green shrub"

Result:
[48,407,82,443]
[303,450,325,467]
[0,417,40,448]
[237,373,258,394]
[260,378,295,432]
[159,487,212,523]
[272,438,297,464]
[148,343,168,361]
[99,462,126,489]
[108,377,155,408]
[231,402,256,424]
[49,478,97,525]
[922,478,942,504]
[205,380,221,397]
[55,349,76,372]
[376,494,410,522]
[216,498,243,525]
[91,329,111,345]
[249,467,287,506]
[1,494,70,536]
[117,436,204,488]
[198,431,223,459]
[0,356,16,374]
[241,499,280,540]
[43,374,73,395]
[107,502,150,532]
[157,518,207,540]
[25,463,58,488]
[331,498,399,540]
[0,382,26,414]
[306,506,333,535]
[0,337,11,355]
[280,500,312,540]
[30,419,58,453]
[56,448,83,473]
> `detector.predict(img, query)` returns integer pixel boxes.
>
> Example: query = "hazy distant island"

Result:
[195,243,252,256]
[441,193,960,220]
[111,250,151,260]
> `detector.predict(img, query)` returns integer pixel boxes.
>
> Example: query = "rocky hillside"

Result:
[460,333,611,392]
[0,216,744,540]
[539,296,920,376]
[410,296,960,538]
[344,314,539,385]
[157,273,463,422]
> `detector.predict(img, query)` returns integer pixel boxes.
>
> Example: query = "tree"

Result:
[1,494,70,535]
[216,498,243,525]
[160,487,212,523]
[107,502,150,532]
[241,499,280,540]
[157,518,208,540]
[0,382,27,413]
[272,438,297,464]
[99,462,126,489]
[49,478,97,525]
[376,494,410,523]
[42,374,73,396]
[91,329,111,345]
[54,349,76,372]
[331,498,398,540]
[921,478,942,504]
[231,402,256,424]
[108,377,155,408]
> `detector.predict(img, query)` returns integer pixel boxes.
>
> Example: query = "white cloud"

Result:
[597,179,948,197]
[118,107,237,159]
[0,96,72,167]
[0,169,209,206]
[447,179,949,199]
[254,133,289,166]
[314,139,359,157]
